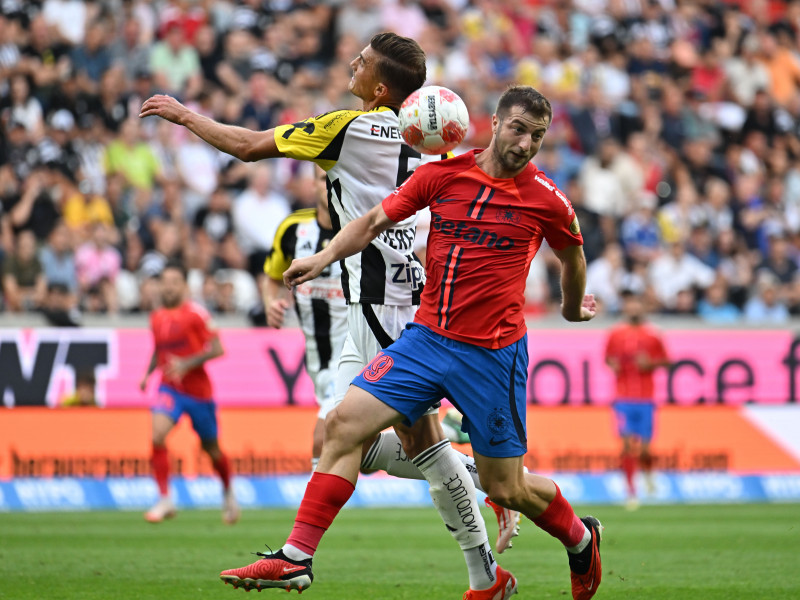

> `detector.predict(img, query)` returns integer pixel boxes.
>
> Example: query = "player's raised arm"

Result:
[552,244,596,322]
[283,203,396,289]
[139,94,283,162]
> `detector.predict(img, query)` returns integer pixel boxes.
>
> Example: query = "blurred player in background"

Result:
[220,85,603,600]
[139,261,239,524]
[605,289,670,510]
[262,168,347,471]
[141,32,516,597]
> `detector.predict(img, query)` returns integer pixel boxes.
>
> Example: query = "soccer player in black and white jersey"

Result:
[262,168,348,471]
[140,32,517,597]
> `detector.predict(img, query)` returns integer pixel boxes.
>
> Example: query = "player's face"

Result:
[348,45,380,101]
[622,295,645,323]
[491,106,550,174]
[160,268,186,308]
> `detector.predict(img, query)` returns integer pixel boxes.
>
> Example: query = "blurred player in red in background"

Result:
[604,289,670,510]
[139,261,239,524]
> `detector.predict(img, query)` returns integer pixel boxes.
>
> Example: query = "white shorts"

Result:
[334,303,439,417]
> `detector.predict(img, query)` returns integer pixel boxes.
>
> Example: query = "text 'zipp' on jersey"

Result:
[274,106,449,306]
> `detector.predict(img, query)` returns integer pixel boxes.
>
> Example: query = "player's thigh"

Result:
[151,386,183,443]
[445,336,529,459]
[325,384,406,451]
[183,396,220,442]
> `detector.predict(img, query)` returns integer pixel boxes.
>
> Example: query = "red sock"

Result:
[532,484,586,548]
[286,472,355,556]
[212,453,232,491]
[151,444,169,496]
[640,452,653,473]
[621,452,637,496]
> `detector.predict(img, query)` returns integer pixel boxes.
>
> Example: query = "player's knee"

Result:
[482,480,524,512]
[323,408,360,450]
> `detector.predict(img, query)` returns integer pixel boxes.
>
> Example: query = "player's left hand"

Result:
[139,94,190,124]
[164,356,190,379]
[283,256,326,289]
[577,293,597,321]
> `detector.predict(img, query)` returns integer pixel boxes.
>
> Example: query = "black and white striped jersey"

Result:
[274,106,448,306]
[264,208,347,371]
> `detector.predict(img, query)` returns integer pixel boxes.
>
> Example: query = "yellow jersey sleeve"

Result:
[263,209,316,280]
[273,110,363,170]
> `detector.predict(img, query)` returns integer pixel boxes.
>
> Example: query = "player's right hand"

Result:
[283,256,325,289]
[139,94,189,124]
[267,299,290,328]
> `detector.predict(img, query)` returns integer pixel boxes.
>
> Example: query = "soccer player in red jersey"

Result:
[605,289,670,509]
[219,86,603,600]
[139,261,239,524]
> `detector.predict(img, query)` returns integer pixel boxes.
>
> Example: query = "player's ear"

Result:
[374,82,389,101]
[491,114,499,134]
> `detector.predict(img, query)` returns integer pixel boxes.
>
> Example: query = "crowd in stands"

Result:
[0,0,798,325]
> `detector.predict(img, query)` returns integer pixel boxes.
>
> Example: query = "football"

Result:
[399,85,469,155]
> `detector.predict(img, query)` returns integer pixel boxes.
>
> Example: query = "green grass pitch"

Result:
[1,503,798,599]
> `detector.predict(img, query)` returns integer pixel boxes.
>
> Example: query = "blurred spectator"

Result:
[139,219,182,280]
[697,279,741,323]
[149,21,202,98]
[70,19,112,95]
[621,192,661,264]
[104,118,162,192]
[757,30,800,107]
[110,15,151,82]
[39,220,77,294]
[232,164,290,277]
[6,166,60,242]
[75,222,121,314]
[586,243,628,314]
[649,239,716,311]
[744,271,790,323]
[579,136,643,218]
[3,228,46,311]
[42,282,81,327]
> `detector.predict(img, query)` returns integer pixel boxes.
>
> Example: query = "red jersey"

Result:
[383,150,583,349]
[150,301,217,400]
[604,323,668,400]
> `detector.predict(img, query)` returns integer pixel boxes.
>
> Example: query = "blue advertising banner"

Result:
[1,472,799,512]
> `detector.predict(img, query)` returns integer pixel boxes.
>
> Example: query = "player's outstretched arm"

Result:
[553,244,596,322]
[139,95,282,162]
[284,204,395,289]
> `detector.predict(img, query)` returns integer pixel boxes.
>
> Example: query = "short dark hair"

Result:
[496,86,552,124]
[161,260,187,280]
[369,32,426,102]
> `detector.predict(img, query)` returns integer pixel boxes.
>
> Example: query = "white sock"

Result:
[566,526,592,554]
[362,431,486,493]
[463,542,498,590]
[412,440,495,590]
[282,543,312,561]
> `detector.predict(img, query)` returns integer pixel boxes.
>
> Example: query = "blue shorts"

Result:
[352,323,529,458]
[153,385,219,441]
[613,400,655,441]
